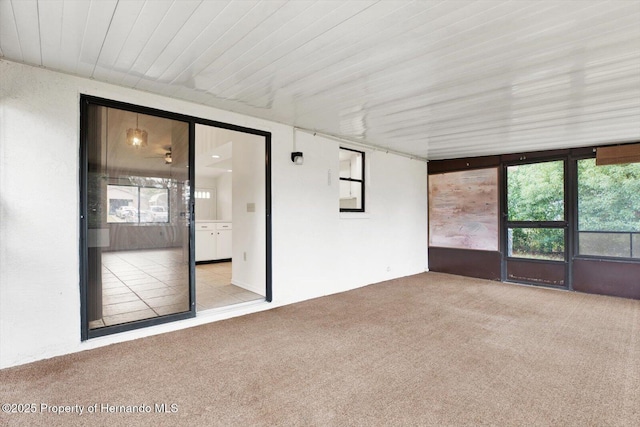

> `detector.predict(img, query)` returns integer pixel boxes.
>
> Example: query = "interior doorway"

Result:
[193,123,268,311]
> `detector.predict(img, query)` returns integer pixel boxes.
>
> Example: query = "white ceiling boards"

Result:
[1,0,639,159]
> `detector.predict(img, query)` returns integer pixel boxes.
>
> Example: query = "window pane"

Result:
[508,228,565,261]
[107,185,139,223]
[340,180,362,210]
[140,187,169,223]
[577,159,640,258]
[507,161,564,221]
[578,159,640,231]
[579,232,630,258]
[339,149,363,180]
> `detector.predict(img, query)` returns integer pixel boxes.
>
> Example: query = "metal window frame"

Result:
[339,147,365,213]
[573,155,640,263]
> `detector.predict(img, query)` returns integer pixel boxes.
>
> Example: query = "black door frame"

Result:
[79,95,272,340]
[191,117,273,303]
[501,155,571,289]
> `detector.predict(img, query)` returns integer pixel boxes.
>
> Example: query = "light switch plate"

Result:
[247,202,255,212]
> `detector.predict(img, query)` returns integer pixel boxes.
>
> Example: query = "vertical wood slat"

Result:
[91,0,147,82]
[37,0,64,68]
[77,0,118,76]
[9,0,40,65]
[53,0,91,74]
[0,0,22,60]
[121,0,203,88]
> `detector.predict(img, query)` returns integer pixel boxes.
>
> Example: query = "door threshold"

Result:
[503,280,569,292]
[197,298,268,316]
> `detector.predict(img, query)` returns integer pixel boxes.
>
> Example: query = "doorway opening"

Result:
[194,123,269,311]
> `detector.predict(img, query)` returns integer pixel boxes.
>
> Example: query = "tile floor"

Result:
[89,249,263,329]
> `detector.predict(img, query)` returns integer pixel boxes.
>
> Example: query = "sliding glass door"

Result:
[81,97,194,338]
[504,159,568,287]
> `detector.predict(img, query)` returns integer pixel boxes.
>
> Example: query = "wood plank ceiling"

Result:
[1,0,639,160]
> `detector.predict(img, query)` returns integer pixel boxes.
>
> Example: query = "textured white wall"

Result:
[0,59,428,368]
[0,60,82,368]
[273,131,428,302]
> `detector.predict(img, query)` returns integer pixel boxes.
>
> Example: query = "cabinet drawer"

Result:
[216,223,232,230]
[196,223,215,231]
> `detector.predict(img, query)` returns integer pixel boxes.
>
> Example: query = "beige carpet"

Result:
[1,272,639,426]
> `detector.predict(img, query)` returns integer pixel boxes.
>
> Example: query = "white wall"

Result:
[0,59,428,369]
[231,134,266,294]
[195,176,217,221]
[274,131,428,302]
[216,172,232,221]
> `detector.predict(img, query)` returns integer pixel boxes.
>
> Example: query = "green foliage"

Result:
[578,159,640,232]
[510,228,564,260]
[507,161,565,258]
[507,159,640,258]
[508,161,564,222]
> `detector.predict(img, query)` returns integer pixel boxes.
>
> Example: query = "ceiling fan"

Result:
[144,145,172,164]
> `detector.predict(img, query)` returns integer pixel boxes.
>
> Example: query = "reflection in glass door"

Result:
[504,160,568,287]
[82,99,192,337]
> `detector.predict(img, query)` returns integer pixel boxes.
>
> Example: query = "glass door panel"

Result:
[505,160,567,287]
[507,227,565,261]
[85,103,191,333]
[507,161,564,222]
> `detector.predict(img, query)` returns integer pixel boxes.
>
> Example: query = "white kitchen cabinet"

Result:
[196,222,231,262]
[216,223,232,259]
[196,228,216,262]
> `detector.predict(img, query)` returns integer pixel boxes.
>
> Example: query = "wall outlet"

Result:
[243,252,247,261]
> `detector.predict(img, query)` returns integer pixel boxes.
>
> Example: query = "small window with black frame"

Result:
[339,148,365,212]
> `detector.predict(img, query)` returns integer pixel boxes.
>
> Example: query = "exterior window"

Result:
[339,148,365,212]
[507,161,564,222]
[107,184,169,223]
[577,158,640,259]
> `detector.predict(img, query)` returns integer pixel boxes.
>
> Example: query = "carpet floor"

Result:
[1,272,639,426]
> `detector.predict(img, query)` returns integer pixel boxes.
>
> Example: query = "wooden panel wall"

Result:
[428,247,501,281]
[573,259,640,300]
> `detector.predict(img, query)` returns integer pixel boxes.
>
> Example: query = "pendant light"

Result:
[126,113,148,148]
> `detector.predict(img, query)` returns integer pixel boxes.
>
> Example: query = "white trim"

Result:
[294,127,428,162]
